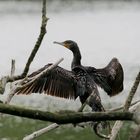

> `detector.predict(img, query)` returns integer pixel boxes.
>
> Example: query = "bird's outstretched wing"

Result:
[16,64,77,99]
[87,58,124,96]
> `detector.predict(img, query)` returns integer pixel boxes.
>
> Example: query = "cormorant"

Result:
[53,40,124,97]
[16,40,124,114]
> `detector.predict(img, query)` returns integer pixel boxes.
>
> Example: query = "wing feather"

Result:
[87,58,124,96]
[16,64,77,99]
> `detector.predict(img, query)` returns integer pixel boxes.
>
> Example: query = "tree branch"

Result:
[110,71,140,140]
[0,76,7,94]
[0,103,139,124]
[108,100,140,112]
[23,89,92,140]
[23,123,59,140]
[0,0,48,97]
[21,0,48,78]
[4,60,16,104]
[124,71,140,111]
[0,0,48,84]
[14,58,64,94]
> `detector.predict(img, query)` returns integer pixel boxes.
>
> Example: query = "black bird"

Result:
[16,40,124,113]
[53,40,124,97]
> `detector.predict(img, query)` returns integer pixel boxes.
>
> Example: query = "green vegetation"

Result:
[0,115,133,140]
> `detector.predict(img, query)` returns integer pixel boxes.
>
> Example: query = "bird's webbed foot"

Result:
[91,121,110,139]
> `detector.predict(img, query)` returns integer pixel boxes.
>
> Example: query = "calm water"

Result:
[0,0,140,106]
[0,1,140,110]
[0,1,140,139]
[0,0,140,104]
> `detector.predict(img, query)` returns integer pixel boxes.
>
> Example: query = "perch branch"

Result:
[23,87,93,140]
[110,71,140,140]
[0,103,138,124]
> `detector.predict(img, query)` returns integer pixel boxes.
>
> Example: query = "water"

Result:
[0,1,140,139]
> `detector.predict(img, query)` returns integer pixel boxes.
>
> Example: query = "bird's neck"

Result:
[71,46,82,69]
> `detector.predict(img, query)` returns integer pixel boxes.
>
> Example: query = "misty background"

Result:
[0,0,140,139]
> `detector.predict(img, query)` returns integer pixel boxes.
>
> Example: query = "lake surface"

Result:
[0,0,140,115]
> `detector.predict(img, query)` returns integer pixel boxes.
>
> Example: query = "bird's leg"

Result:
[73,91,96,128]
[72,93,91,128]
[88,93,112,139]
[78,89,111,139]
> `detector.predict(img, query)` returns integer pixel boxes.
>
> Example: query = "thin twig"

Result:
[78,89,96,112]
[4,60,16,104]
[102,100,140,139]
[124,71,140,111]
[128,102,140,140]
[2,58,63,110]
[10,59,15,90]
[21,0,48,77]
[15,58,64,94]
[110,71,140,140]
[0,76,8,95]
[0,0,49,84]
[129,125,140,140]
[23,123,59,140]
[108,99,140,112]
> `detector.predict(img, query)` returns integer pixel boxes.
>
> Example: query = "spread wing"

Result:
[16,64,77,99]
[87,58,124,96]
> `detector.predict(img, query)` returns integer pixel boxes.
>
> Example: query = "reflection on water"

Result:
[0,0,140,106]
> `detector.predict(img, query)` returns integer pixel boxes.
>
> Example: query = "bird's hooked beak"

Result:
[53,41,69,48]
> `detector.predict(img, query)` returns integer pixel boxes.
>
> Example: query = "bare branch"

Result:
[23,123,59,140]
[0,76,8,95]
[129,125,140,140]
[129,102,140,140]
[124,71,140,111]
[4,88,16,104]
[78,89,96,112]
[10,59,15,84]
[110,71,140,140]
[14,58,64,94]
[21,0,48,78]
[23,86,91,140]
[1,0,48,83]
[4,60,16,104]
[109,100,140,112]
[0,103,137,124]
[22,101,140,140]
[1,57,63,105]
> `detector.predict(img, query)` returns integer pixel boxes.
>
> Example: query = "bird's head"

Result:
[53,40,78,51]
